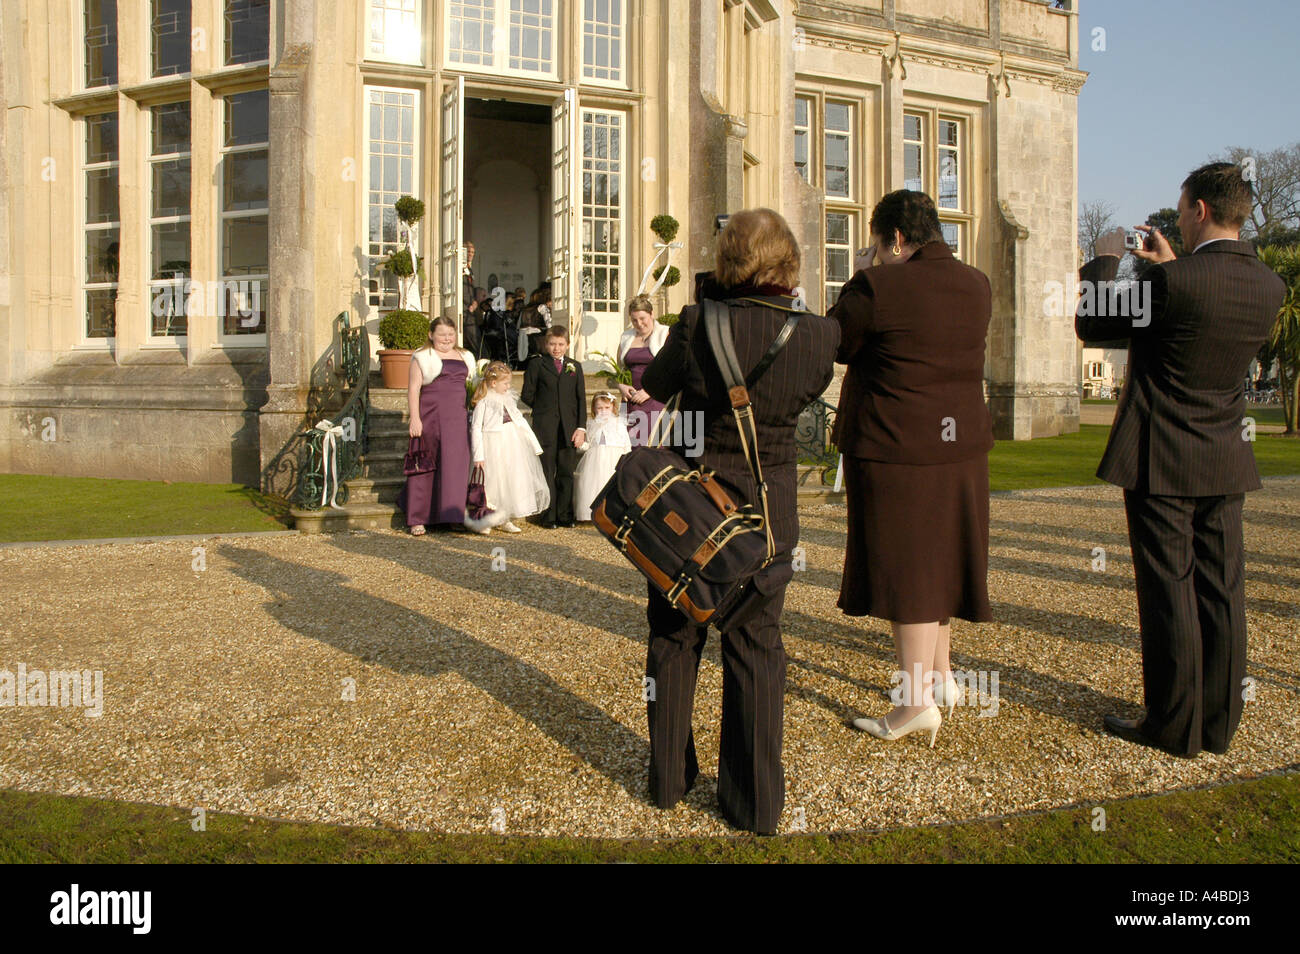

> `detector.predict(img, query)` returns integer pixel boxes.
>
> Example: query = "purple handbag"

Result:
[403,436,436,476]
[465,463,495,522]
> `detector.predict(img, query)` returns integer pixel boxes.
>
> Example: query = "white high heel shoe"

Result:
[933,674,960,717]
[853,706,942,748]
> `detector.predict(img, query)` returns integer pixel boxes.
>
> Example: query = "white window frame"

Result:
[822,99,853,201]
[445,1,560,81]
[150,0,192,79]
[793,93,813,183]
[225,0,272,67]
[824,210,856,309]
[939,221,967,262]
[581,0,626,89]
[796,88,866,312]
[362,84,422,315]
[218,89,270,346]
[903,111,925,193]
[579,106,626,329]
[937,116,962,212]
[81,111,119,347]
[147,101,192,346]
[83,0,118,90]
[903,106,972,262]
[366,0,424,66]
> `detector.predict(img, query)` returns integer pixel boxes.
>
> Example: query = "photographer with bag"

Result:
[632,208,838,834]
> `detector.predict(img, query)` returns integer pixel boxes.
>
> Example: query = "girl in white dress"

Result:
[574,392,633,522]
[467,361,550,533]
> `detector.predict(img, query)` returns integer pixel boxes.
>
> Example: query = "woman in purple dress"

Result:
[400,316,475,534]
[616,295,670,446]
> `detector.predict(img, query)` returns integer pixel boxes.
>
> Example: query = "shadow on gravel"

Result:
[218,541,660,810]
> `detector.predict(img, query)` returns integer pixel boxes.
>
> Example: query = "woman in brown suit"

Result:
[829,190,993,746]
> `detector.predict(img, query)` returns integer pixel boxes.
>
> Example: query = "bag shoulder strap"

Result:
[723,297,806,390]
[702,300,779,564]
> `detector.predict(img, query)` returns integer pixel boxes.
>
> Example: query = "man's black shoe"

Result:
[558,520,575,528]
[1103,714,1197,759]
[541,520,557,530]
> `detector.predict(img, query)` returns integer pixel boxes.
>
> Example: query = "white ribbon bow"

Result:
[636,241,684,297]
[315,419,347,509]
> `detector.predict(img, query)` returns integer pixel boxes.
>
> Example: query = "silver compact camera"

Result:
[1123,230,1147,251]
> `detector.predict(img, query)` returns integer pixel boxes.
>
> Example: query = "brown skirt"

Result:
[838,455,993,624]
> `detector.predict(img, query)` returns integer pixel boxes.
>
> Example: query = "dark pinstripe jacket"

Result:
[1076,240,1285,496]
[642,294,840,552]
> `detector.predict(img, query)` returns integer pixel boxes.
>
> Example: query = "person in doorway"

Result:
[462,241,480,355]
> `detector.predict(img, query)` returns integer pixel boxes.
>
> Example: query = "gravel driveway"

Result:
[2,480,1297,836]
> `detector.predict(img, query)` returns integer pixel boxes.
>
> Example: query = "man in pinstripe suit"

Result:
[1076,162,1285,758]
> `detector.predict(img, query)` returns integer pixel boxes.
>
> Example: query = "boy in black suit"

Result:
[521,325,586,528]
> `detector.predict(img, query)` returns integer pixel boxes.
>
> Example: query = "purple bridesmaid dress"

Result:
[401,359,471,527]
[624,345,666,445]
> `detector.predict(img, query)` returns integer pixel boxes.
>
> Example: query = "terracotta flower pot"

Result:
[378,349,414,390]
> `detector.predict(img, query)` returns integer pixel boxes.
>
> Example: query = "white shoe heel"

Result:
[852,706,942,748]
[934,674,959,717]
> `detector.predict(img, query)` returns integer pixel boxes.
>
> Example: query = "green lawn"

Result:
[989,424,1299,491]
[1084,398,1288,428]
[2,772,1296,863]
[1,424,1295,542]
[0,474,289,543]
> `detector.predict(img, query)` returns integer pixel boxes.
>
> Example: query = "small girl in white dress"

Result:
[467,361,550,533]
[574,392,633,522]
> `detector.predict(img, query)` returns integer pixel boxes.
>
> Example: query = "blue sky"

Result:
[1078,0,1299,229]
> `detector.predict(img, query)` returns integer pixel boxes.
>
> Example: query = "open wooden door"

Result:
[440,76,465,337]
[550,89,581,351]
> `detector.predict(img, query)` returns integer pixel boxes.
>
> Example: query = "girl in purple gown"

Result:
[399,316,475,533]
[616,295,670,446]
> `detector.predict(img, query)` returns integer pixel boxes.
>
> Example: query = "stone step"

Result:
[357,449,407,480]
[342,475,405,504]
[365,431,413,455]
[291,502,404,533]
[796,486,846,504]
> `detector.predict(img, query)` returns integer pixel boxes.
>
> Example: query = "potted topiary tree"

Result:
[376,195,427,389]
[377,308,429,389]
[638,213,682,317]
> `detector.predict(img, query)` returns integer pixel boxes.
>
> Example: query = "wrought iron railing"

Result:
[296,312,370,509]
[795,397,839,485]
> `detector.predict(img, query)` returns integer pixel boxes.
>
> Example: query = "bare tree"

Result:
[1079,199,1117,261]
[1216,143,1300,240]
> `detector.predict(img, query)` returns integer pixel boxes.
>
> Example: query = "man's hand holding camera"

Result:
[1095,225,1176,264]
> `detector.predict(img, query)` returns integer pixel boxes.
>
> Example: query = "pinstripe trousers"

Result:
[1123,490,1248,756]
[645,577,788,834]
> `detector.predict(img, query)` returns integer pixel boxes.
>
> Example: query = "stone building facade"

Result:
[0,0,1085,491]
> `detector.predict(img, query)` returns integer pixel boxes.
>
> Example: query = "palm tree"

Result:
[1257,244,1300,434]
